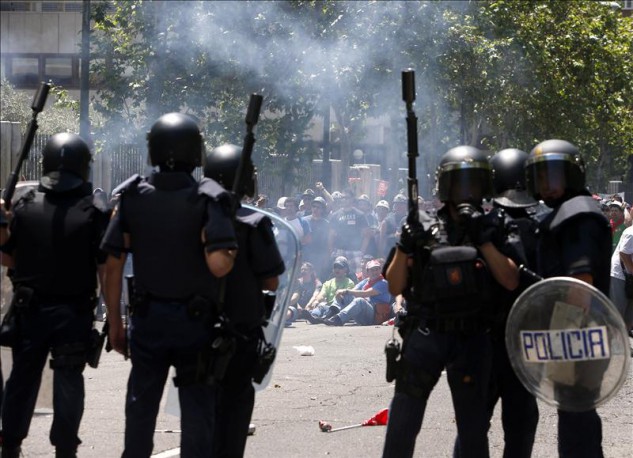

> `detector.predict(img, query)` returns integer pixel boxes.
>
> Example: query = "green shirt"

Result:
[613,223,626,251]
[320,277,356,304]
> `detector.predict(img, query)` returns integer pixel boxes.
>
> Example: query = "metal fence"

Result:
[15,133,49,183]
[5,132,328,201]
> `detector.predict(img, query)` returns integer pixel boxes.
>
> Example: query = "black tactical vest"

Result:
[118,172,217,300]
[9,185,106,301]
[224,207,269,328]
[537,195,611,296]
[407,210,493,323]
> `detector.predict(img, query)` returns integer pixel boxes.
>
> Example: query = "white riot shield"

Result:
[505,277,630,412]
[249,205,301,391]
[165,204,300,415]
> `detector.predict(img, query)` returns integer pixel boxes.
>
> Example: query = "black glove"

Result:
[464,210,501,246]
[397,221,426,255]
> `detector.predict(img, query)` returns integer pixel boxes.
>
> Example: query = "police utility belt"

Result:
[10,286,96,308]
[130,290,213,321]
[410,245,492,333]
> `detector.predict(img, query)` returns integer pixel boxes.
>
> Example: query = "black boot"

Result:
[55,448,77,458]
[325,305,341,319]
[324,316,343,326]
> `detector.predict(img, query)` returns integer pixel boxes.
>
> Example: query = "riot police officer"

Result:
[0,133,109,458]
[525,139,611,458]
[382,145,521,458]
[101,113,238,458]
[203,143,285,457]
[464,148,540,457]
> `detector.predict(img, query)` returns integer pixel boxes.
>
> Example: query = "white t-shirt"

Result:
[286,217,304,240]
[610,225,633,279]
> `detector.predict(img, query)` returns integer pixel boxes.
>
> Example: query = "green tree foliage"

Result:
[89,0,632,191]
[473,0,633,189]
[1,78,79,134]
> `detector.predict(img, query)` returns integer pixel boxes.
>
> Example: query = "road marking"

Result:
[152,448,180,458]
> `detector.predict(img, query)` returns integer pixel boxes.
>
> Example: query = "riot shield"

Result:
[249,204,301,391]
[505,277,630,412]
[164,204,300,415]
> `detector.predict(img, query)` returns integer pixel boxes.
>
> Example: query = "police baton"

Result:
[3,82,51,211]
[401,70,419,224]
[231,93,263,209]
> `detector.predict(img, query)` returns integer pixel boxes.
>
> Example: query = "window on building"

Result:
[624,0,633,10]
[64,2,84,12]
[44,56,76,85]
[10,56,40,86]
[0,2,32,11]
[41,2,64,12]
[3,54,81,88]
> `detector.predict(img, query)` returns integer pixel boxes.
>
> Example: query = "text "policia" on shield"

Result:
[520,326,610,362]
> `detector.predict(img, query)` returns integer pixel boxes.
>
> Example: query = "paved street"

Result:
[8,320,633,457]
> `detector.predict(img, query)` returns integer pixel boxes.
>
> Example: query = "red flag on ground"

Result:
[361,408,389,426]
[319,408,389,432]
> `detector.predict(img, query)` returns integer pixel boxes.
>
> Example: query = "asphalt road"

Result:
[7,320,633,457]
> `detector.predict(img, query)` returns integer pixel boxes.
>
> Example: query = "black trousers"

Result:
[214,335,259,458]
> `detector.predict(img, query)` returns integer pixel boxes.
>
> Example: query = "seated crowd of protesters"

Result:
[286,256,396,327]
[255,182,434,327]
[259,183,434,276]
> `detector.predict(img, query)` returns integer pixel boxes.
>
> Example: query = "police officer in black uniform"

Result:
[525,139,611,458]
[203,143,285,457]
[382,145,521,458]
[101,113,238,458]
[0,133,109,458]
[478,148,540,457]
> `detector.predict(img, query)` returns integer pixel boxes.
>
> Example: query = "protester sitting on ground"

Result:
[304,256,356,322]
[318,259,392,326]
[286,262,322,324]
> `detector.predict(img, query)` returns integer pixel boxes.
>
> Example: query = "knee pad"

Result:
[50,343,87,370]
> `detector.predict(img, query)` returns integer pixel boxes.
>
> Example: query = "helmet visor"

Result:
[526,156,567,201]
[438,165,491,204]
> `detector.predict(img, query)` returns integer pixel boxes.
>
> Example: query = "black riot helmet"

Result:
[525,139,586,207]
[147,113,203,170]
[203,143,257,198]
[490,148,536,209]
[40,133,91,192]
[435,145,492,206]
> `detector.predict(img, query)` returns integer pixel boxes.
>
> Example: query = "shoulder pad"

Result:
[549,195,606,231]
[111,174,142,197]
[198,177,231,200]
[236,206,266,228]
[12,185,38,206]
[11,187,37,208]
